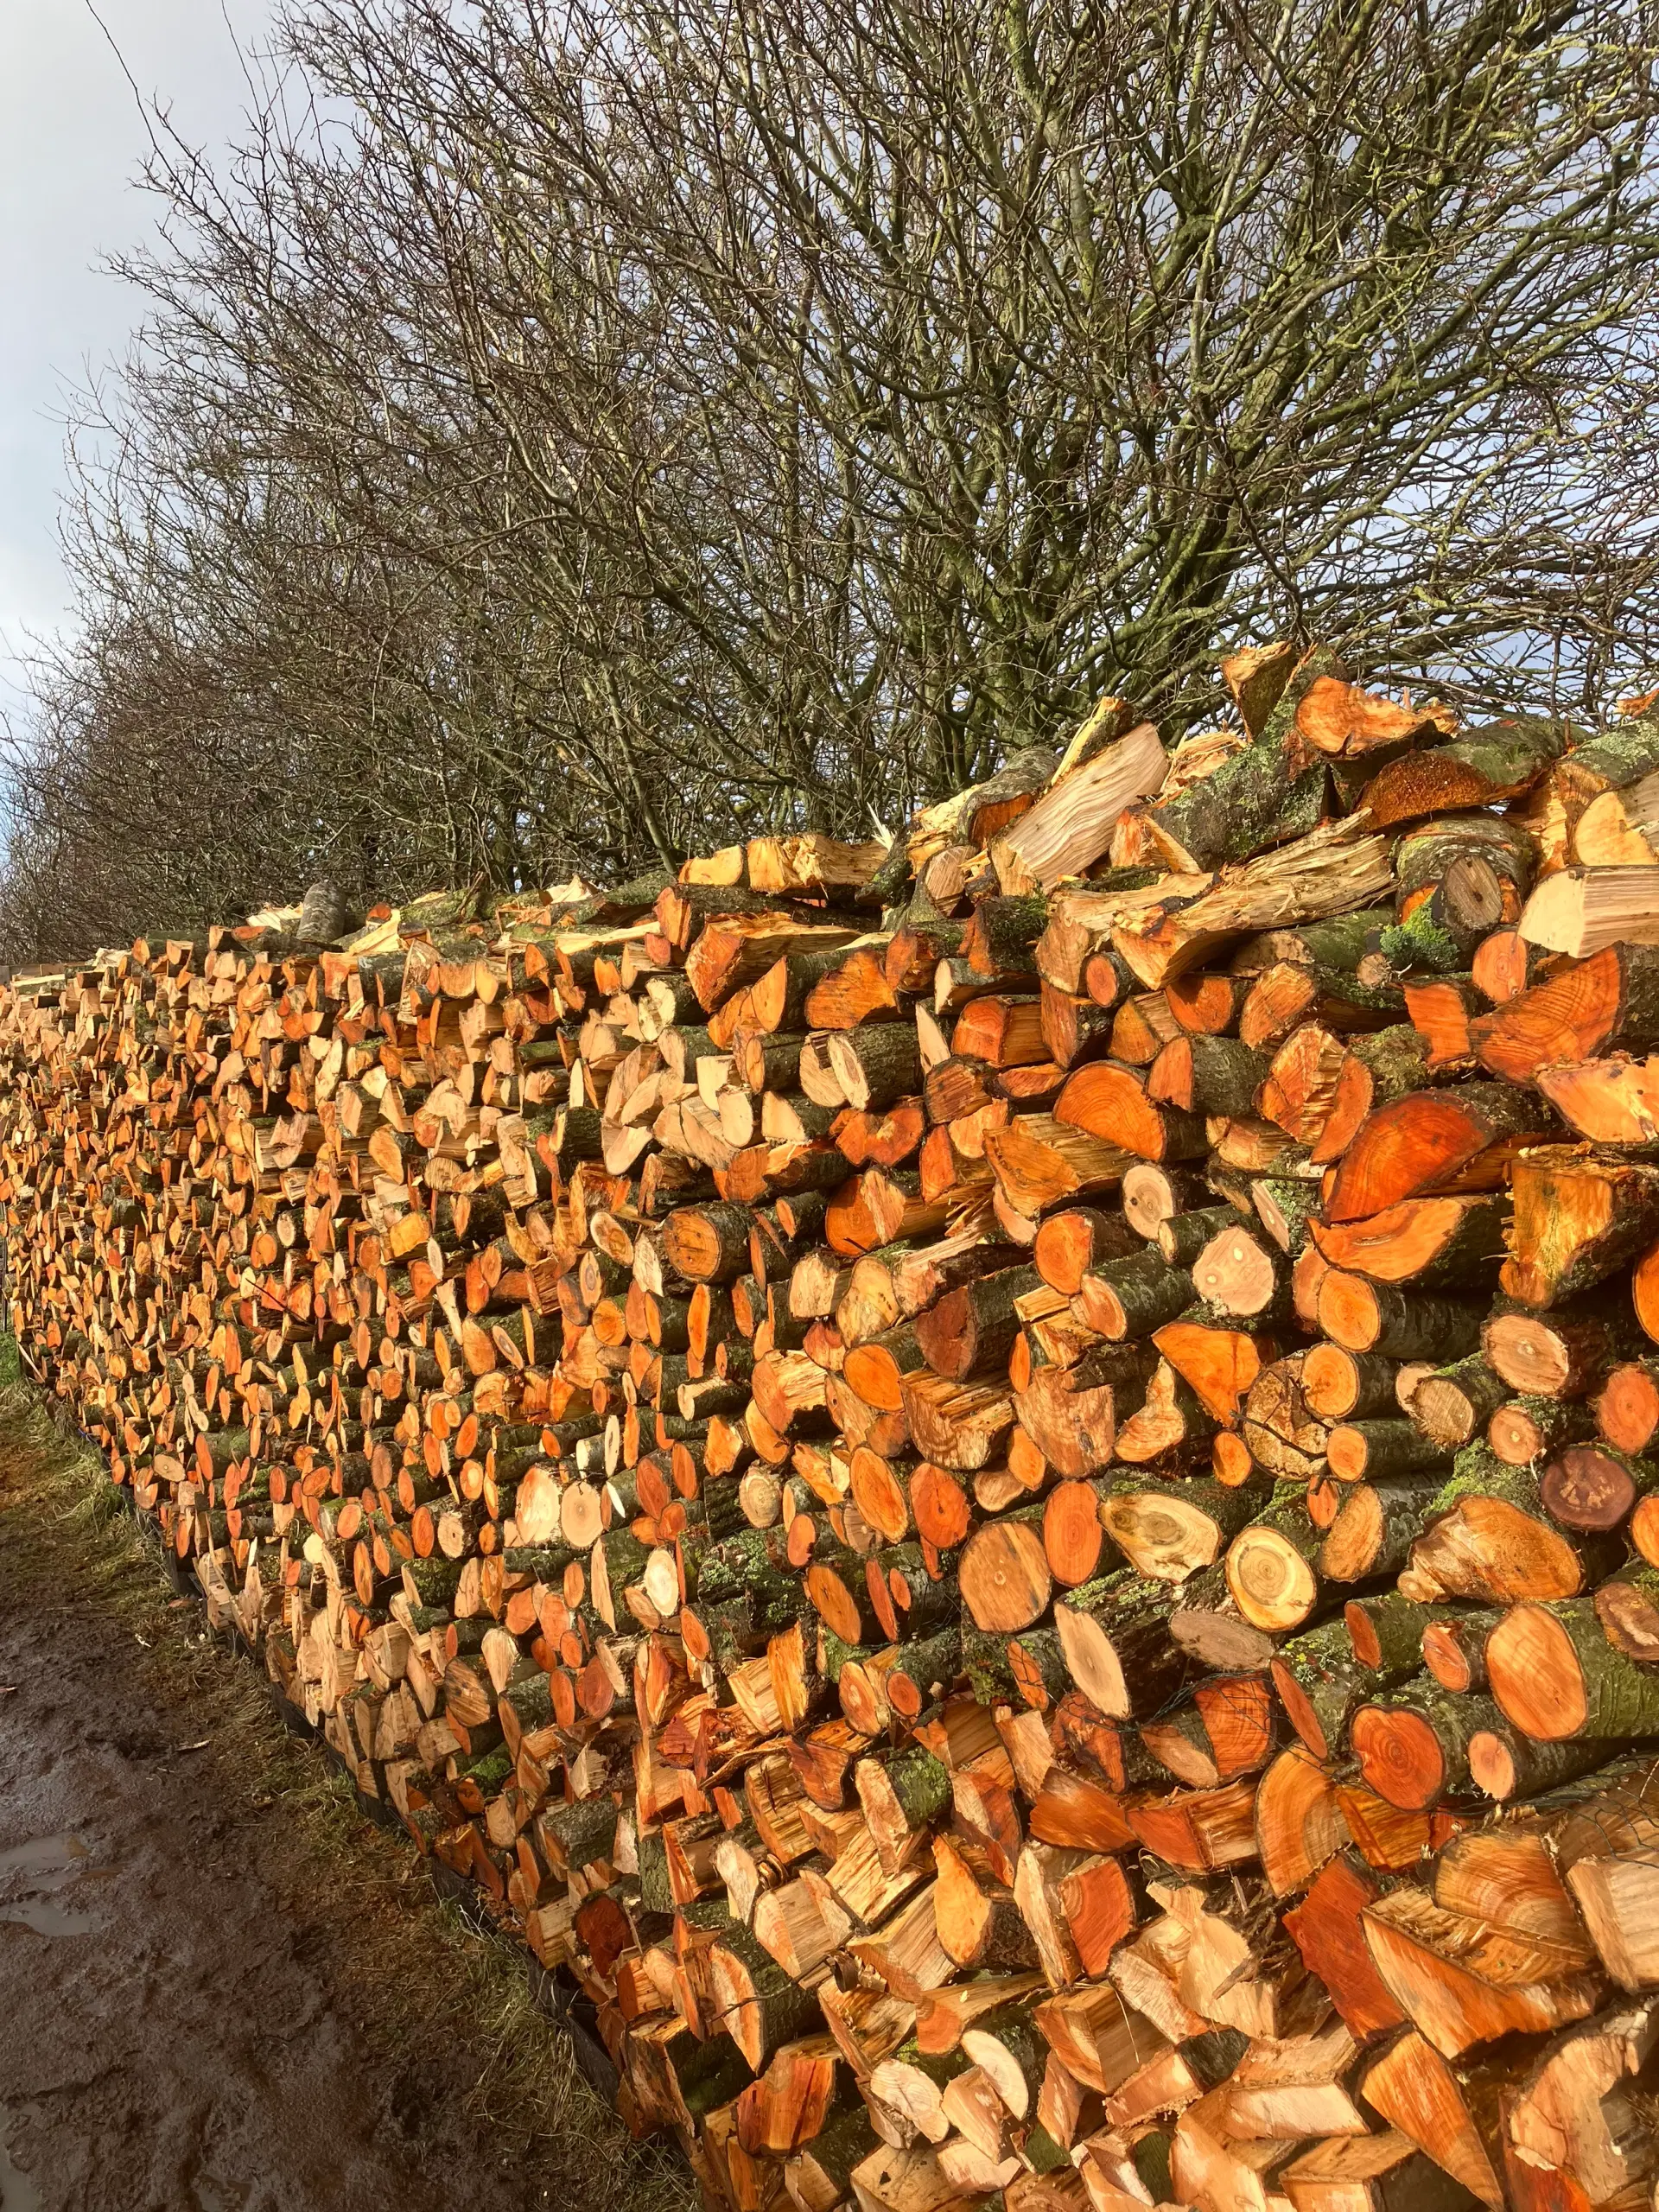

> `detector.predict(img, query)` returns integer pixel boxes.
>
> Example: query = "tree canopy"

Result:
[8,0,1659,957]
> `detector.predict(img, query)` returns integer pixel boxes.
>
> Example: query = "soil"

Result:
[0,1399,690,2212]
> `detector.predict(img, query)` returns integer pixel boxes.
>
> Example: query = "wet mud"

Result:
[0,1421,683,2212]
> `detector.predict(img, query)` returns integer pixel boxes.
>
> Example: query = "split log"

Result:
[1324,1084,1550,1225]
[988,723,1168,894]
[1471,943,1659,1084]
[1519,864,1659,957]
[1360,716,1567,830]
[1499,1148,1659,1309]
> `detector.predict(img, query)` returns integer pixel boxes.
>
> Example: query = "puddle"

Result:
[0,2102,43,2212]
[0,1834,107,1936]
[0,1898,98,1938]
[194,2177,250,2212]
[0,1834,89,1879]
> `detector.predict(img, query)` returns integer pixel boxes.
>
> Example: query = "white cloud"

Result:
[0,0,272,710]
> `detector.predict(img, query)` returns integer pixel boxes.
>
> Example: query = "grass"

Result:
[0,1385,695,2212]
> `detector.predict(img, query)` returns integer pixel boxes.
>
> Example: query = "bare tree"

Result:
[8,0,1659,958]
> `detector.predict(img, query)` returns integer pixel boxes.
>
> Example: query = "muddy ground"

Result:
[0,1393,691,2212]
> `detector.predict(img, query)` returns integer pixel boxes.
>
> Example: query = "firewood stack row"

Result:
[8,643,1659,2212]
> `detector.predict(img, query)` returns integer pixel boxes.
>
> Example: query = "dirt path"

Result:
[0,1396,689,2212]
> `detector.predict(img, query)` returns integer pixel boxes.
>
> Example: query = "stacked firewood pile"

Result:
[9,643,1659,2212]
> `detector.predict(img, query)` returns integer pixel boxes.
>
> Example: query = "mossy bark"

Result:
[1148,708,1332,868]
[1355,1287,1487,1363]
[1253,1177,1322,1257]
[1344,1590,1436,1673]
[1274,1615,1416,1759]
[1349,1025,1436,1101]
[866,1744,951,1835]
[974,893,1050,976]
[887,1625,963,1709]
[1081,1247,1198,1339]
[960,1620,1019,1703]
[1182,1036,1272,1116]
[541,1793,620,1871]
[1559,712,1659,798]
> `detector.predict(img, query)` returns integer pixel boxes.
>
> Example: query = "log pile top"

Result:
[10,646,1659,2212]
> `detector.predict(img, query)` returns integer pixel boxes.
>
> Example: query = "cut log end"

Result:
[1349,1702,1445,1811]
[1486,1604,1588,1741]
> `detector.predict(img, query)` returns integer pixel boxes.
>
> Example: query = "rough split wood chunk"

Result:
[1359,1886,1604,2057]
[1054,1060,1207,1163]
[1520,864,1659,957]
[1288,676,1457,764]
[1360,715,1567,829]
[1577,787,1659,886]
[908,742,1058,865]
[1500,1148,1659,1309]
[1112,822,1393,988]
[988,721,1168,893]
[1324,1083,1548,1224]
[748,833,890,899]
[1154,1318,1268,1423]
[1472,942,1659,1083]
[1359,2031,1505,2206]
[687,916,864,1011]
[1012,1345,1144,1476]
[1215,639,1298,738]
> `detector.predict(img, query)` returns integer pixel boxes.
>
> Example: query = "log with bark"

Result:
[10,645,1659,2212]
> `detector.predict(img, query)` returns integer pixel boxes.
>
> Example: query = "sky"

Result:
[0,0,274,716]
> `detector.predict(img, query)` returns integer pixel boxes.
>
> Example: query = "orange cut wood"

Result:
[1472,944,1659,1084]
[1312,1196,1507,1285]
[1042,1479,1105,1587]
[1325,1085,1548,1223]
[1282,1853,1407,2041]
[1537,1055,1659,1142]
[1053,1061,1206,1162]
[1359,1888,1603,2058]
[958,1516,1052,1631]
[1637,1233,1659,1345]
[1153,1319,1266,1422]
[1259,1025,1348,1144]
